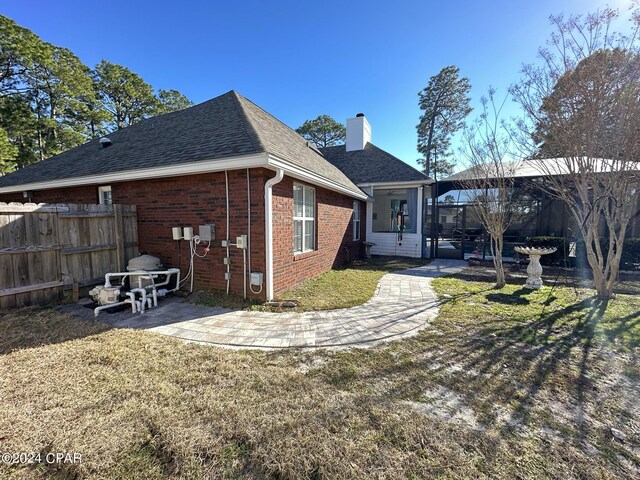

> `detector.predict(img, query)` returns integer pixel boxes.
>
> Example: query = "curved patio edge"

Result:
[59,259,467,350]
[142,259,467,350]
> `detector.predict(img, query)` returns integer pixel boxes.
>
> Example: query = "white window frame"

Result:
[293,183,315,254]
[98,185,112,205]
[353,200,360,241]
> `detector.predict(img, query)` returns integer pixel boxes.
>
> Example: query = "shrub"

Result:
[526,236,640,270]
[525,236,574,267]
[619,237,640,271]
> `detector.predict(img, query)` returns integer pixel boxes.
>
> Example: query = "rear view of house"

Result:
[0,91,433,300]
[0,91,371,299]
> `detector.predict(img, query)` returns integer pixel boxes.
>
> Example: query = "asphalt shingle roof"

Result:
[0,91,363,197]
[320,143,429,185]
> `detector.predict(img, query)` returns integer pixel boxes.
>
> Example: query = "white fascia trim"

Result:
[358,180,433,188]
[0,153,270,194]
[267,154,369,200]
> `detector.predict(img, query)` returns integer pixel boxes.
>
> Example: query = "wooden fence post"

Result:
[72,279,79,303]
[114,204,124,272]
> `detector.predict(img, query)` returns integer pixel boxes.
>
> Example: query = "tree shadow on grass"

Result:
[485,292,530,305]
[598,309,640,349]
[355,296,625,450]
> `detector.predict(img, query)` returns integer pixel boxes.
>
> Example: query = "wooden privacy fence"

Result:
[0,202,138,308]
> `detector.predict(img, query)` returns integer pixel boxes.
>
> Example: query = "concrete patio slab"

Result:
[59,259,466,350]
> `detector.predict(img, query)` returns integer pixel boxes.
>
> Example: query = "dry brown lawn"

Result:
[0,266,638,479]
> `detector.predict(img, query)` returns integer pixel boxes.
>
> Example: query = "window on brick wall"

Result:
[293,183,315,253]
[98,185,112,205]
[353,200,360,241]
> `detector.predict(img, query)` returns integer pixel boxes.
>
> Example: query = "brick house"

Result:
[0,91,428,300]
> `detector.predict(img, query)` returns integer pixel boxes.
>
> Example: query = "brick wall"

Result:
[271,175,365,295]
[0,169,365,299]
[0,185,98,204]
[0,169,269,298]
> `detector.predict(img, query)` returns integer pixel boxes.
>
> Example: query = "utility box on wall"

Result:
[199,224,215,242]
[236,235,247,249]
[250,272,263,286]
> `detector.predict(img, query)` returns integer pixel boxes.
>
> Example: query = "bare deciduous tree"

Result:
[459,90,523,288]
[511,8,640,300]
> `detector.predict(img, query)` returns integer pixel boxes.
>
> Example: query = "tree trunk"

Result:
[424,102,438,178]
[491,234,506,288]
[603,261,619,301]
[37,130,44,162]
[583,227,615,300]
[592,272,611,300]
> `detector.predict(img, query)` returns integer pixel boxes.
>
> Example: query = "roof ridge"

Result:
[320,142,430,184]
[234,92,327,158]
[228,91,265,153]
[366,143,427,178]
[235,92,300,137]
[322,142,428,179]
[318,144,343,151]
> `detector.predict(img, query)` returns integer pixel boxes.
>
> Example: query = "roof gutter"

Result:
[267,154,368,200]
[0,153,269,194]
[357,179,433,188]
[0,152,369,201]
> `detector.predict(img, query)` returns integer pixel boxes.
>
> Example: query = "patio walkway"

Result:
[60,259,466,349]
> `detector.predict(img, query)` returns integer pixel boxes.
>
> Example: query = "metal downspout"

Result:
[264,168,284,301]
[225,171,230,294]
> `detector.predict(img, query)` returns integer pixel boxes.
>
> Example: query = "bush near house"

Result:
[527,236,640,271]
[526,236,575,267]
[619,238,640,270]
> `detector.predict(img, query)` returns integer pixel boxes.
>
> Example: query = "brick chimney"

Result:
[346,113,371,152]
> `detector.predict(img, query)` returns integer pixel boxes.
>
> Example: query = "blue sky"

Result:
[2,0,634,170]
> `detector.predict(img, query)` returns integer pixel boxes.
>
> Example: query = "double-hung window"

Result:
[353,200,360,241]
[293,184,315,253]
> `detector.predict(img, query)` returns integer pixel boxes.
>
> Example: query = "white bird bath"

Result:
[513,246,558,289]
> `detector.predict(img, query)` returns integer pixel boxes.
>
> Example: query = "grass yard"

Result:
[274,256,430,310]
[0,266,638,479]
[193,256,431,311]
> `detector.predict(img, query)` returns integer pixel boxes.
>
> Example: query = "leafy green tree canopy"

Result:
[24,45,96,160]
[296,114,346,148]
[0,126,17,173]
[533,48,639,160]
[0,94,37,168]
[94,60,159,130]
[156,89,194,114]
[0,15,49,97]
[0,15,97,165]
[0,15,194,173]
[417,65,472,179]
